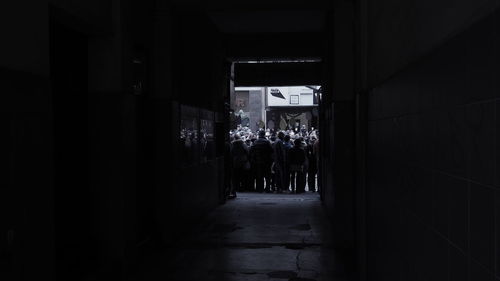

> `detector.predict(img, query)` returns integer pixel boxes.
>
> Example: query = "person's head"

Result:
[258,130,266,138]
[276,131,284,140]
[234,133,241,140]
[294,139,302,147]
[284,134,291,142]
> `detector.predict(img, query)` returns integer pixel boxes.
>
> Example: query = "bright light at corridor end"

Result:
[234,85,322,107]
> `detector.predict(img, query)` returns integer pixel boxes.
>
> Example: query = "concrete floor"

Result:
[138,192,355,281]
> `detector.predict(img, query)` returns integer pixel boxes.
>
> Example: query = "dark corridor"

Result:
[3,1,500,281]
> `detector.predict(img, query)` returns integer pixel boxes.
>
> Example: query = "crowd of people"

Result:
[227,125,319,198]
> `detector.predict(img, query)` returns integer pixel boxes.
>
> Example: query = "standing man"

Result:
[273,131,286,193]
[225,139,235,199]
[249,130,273,192]
[313,132,320,193]
[306,136,318,192]
[282,134,293,192]
[231,133,250,193]
[288,139,308,193]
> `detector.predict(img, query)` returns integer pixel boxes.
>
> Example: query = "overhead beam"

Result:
[234,62,322,86]
[226,32,324,60]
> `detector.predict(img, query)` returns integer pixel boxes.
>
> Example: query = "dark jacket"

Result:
[288,146,307,166]
[273,139,286,168]
[307,141,317,170]
[249,137,273,165]
[230,139,249,169]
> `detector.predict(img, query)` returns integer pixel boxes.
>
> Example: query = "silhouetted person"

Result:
[224,140,236,199]
[307,136,318,192]
[283,134,293,191]
[298,137,309,190]
[249,130,273,192]
[231,133,250,193]
[269,135,277,191]
[288,138,307,193]
[273,131,286,193]
[313,133,320,193]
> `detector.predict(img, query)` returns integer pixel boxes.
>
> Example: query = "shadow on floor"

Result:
[136,192,356,281]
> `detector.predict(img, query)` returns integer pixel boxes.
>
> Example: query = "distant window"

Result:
[290,95,299,104]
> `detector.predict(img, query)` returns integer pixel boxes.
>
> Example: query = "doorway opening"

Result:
[226,61,323,198]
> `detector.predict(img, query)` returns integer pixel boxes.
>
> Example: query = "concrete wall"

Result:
[0,2,228,279]
[0,1,148,279]
[320,1,356,253]
[151,5,227,246]
[0,2,52,280]
[367,0,499,87]
[366,9,500,280]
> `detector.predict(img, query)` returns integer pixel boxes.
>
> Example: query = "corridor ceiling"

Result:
[171,0,331,34]
[208,10,327,33]
[170,0,331,83]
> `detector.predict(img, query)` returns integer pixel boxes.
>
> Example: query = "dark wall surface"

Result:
[0,70,53,281]
[367,0,499,87]
[1,1,145,280]
[366,9,500,280]
[149,6,227,246]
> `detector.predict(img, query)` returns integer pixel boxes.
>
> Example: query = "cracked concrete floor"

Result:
[138,192,355,281]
